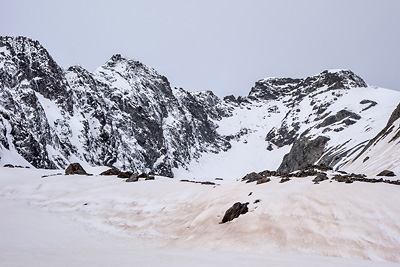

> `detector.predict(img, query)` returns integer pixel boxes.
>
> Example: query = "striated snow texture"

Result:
[1,167,400,266]
[343,102,400,176]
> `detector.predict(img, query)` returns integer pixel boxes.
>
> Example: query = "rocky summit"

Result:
[0,36,230,176]
[1,36,400,178]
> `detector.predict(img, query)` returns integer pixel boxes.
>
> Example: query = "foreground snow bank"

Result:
[0,167,399,266]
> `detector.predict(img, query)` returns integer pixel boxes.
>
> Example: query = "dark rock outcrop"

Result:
[221,202,249,224]
[99,167,122,176]
[279,177,291,183]
[360,99,377,111]
[65,163,87,175]
[317,110,361,129]
[277,136,330,173]
[3,164,14,168]
[377,170,396,177]
[99,167,135,178]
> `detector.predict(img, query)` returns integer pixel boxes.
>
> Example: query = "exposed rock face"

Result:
[221,202,249,224]
[65,163,87,175]
[0,36,71,169]
[277,136,330,173]
[249,78,302,100]
[249,70,367,102]
[0,36,232,176]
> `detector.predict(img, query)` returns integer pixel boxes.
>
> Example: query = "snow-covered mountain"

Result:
[0,36,230,177]
[1,36,400,178]
[176,70,400,179]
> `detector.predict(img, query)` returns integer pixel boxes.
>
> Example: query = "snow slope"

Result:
[175,85,400,180]
[1,167,400,266]
[343,105,400,176]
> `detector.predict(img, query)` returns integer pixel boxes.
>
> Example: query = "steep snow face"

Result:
[343,103,400,176]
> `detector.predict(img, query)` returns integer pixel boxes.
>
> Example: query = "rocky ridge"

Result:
[0,36,231,176]
[1,36,400,177]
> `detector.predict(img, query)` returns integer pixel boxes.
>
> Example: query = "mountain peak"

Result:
[248,69,367,101]
[306,69,367,89]
[100,53,159,78]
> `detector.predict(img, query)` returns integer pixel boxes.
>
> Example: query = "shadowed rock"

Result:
[221,202,249,224]
[256,178,271,185]
[100,167,133,178]
[117,171,133,178]
[126,173,139,182]
[242,172,264,183]
[279,177,291,183]
[99,167,122,176]
[3,164,14,168]
[377,170,396,177]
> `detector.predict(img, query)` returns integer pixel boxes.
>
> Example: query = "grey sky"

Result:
[3,0,400,97]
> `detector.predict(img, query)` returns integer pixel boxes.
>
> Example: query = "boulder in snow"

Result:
[221,202,249,224]
[126,173,139,183]
[65,163,88,175]
[377,170,396,177]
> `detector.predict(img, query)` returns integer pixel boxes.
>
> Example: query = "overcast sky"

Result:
[3,0,400,97]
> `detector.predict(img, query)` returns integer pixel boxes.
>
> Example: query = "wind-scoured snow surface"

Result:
[1,167,400,266]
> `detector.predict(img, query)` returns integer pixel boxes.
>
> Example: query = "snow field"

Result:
[1,167,400,266]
